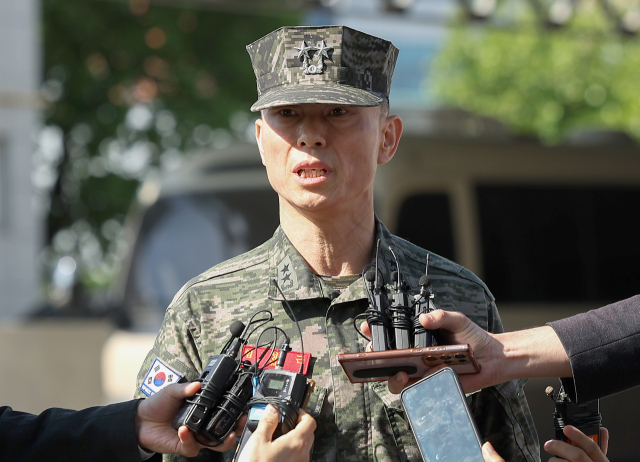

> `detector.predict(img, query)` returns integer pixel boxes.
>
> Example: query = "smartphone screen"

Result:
[401,368,483,462]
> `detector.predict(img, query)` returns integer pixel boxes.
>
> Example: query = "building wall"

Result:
[0,0,42,321]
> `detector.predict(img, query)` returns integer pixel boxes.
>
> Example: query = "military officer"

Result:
[135,25,540,462]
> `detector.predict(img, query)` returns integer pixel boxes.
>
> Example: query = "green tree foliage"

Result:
[429,2,640,143]
[39,0,297,291]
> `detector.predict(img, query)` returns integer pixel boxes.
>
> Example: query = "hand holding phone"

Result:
[338,344,479,384]
[401,367,484,462]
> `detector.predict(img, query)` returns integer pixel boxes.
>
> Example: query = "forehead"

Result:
[261,103,382,113]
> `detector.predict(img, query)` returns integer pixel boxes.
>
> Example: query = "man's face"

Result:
[255,103,402,217]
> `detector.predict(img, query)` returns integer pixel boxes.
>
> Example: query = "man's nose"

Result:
[297,117,326,148]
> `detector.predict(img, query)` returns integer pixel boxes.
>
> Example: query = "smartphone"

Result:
[400,367,484,462]
[338,344,480,384]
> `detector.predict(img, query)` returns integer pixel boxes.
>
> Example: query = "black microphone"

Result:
[418,275,430,295]
[366,269,390,352]
[414,260,436,348]
[221,320,247,357]
[389,270,412,349]
[365,270,376,288]
[173,320,246,432]
[230,320,245,338]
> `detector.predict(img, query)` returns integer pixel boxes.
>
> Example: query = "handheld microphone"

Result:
[171,322,245,432]
[547,385,602,447]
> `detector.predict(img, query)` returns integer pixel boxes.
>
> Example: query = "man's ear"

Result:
[255,117,266,166]
[377,115,403,165]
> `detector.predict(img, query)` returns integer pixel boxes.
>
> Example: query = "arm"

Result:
[361,310,571,394]
[549,295,640,403]
[0,382,206,462]
[415,296,640,401]
[417,309,571,394]
[0,402,145,462]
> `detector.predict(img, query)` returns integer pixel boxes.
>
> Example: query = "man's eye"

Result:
[331,108,347,116]
[279,108,296,116]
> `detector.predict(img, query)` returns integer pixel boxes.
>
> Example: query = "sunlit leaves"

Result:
[430,2,640,143]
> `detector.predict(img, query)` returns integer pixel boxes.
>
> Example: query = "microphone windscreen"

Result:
[419,275,430,287]
[365,270,376,282]
[229,320,246,338]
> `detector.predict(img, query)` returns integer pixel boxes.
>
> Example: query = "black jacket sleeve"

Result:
[0,400,157,462]
[547,294,640,404]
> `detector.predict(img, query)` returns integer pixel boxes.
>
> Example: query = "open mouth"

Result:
[297,168,327,178]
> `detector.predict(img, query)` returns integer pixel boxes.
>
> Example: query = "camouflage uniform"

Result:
[134,220,540,462]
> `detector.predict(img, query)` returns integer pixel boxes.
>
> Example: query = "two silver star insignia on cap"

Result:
[294,40,333,75]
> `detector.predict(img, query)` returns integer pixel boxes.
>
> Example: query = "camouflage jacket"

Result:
[134,221,540,462]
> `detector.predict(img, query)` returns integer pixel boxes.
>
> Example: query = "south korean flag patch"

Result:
[140,358,183,397]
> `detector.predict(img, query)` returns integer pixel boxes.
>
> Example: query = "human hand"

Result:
[135,382,242,456]
[481,427,609,462]
[545,426,609,462]
[481,442,504,461]
[237,405,316,462]
[360,309,503,394]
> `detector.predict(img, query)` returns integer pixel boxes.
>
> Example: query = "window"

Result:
[125,189,280,312]
[477,185,640,302]
[395,193,455,262]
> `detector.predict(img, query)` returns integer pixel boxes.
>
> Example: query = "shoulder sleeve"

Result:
[548,294,640,403]
[134,292,204,400]
[0,401,143,462]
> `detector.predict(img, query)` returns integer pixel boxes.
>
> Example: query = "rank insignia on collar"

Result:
[277,255,298,291]
[294,39,333,75]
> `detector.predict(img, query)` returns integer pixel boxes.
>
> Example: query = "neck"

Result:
[279,202,376,277]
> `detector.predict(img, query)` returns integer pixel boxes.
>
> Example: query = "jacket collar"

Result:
[267,218,417,303]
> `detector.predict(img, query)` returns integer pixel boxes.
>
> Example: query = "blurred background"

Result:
[1,0,639,459]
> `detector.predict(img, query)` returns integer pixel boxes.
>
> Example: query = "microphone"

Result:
[418,275,430,294]
[221,320,247,357]
[366,269,390,352]
[230,320,245,338]
[389,270,412,349]
[414,259,436,348]
[365,270,376,288]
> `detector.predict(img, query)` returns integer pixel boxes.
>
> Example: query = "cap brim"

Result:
[250,83,384,112]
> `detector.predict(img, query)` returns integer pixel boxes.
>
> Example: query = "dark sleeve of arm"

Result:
[0,400,153,462]
[547,294,640,404]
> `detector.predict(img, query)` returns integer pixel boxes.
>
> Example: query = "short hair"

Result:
[379,98,389,118]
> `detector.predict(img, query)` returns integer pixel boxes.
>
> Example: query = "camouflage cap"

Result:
[246,25,399,112]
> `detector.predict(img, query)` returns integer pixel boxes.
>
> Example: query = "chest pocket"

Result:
[370,382,422,462]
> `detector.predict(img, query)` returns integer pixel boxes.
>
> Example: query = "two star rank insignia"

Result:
[294,40,333,75]
[277,255,298,291]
